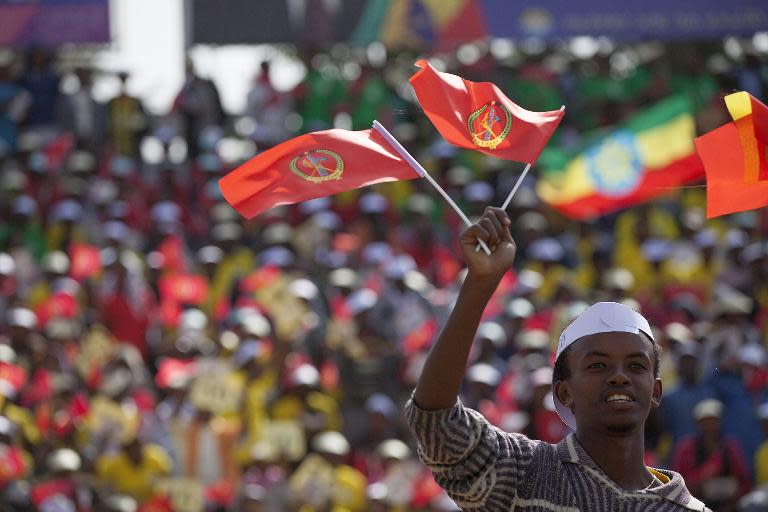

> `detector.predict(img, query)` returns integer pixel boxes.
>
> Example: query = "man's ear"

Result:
[650,378,662,408]
[554,380,572,410]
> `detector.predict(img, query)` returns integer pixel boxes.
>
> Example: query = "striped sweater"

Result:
[405,398,711,511]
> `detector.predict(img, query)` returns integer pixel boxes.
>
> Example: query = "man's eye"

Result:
[587,363,605,369]
[630,363,647,370]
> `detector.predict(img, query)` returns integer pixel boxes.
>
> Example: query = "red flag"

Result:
[0,445,28,481]
[695,122,768,218]
[158,235,188,273]
[0,362,27,396]
[35,292,79,326]
[410,60,564,163]
[402,318,439,356]
[155,358,198,389]
[219,128,420,219]
[159,274,208,305]
[724,91,768,182]
[44,133,74,171]
[69,243,102,281]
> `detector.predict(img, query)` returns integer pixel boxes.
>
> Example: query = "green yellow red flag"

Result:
[536,95,703,219]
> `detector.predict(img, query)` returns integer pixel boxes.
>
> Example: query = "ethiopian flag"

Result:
[537,95,703,219]
[350,0,487,51]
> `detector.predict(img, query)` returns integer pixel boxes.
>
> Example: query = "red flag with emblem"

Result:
[410,60,564,163]
[219,128,421,219]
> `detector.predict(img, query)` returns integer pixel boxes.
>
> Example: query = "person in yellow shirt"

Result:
[96,437,172,503]
[755,403,768,486]
[613,205,679,295]
[270,363,342,433]
[523,237,569,305]
[290,431,367,512]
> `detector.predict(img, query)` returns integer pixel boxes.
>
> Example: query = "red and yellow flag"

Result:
[723,91,768,182]
[695,120,768,219]
[219,128,420,219]
[410,60,564,163]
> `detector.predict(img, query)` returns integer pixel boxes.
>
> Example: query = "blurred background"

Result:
[1,0,768,511]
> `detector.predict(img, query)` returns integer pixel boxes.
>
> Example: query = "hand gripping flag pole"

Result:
[372,120,492,255]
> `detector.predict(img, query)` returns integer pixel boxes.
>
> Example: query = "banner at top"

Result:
[481,0,768,42]
[0,0,109,47]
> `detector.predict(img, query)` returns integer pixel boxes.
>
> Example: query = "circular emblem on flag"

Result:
[585,131,643,197]
[468,101,512,150]
[290,150,344,183]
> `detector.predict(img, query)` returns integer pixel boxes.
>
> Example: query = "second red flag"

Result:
[410,60,564,164]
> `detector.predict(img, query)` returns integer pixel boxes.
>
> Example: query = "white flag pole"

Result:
[372,120,492,256]
[499,105,565,210]
[500,162,532,210]
[474,104,565,252]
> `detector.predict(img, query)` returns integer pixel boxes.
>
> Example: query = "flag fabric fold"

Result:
[219,128,421,219]
[723,91,768,182]
[695,115,768,219]
[410,59,564,163]
[536,95,703,219]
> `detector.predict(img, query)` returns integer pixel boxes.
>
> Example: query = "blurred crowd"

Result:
[1,40,768,512]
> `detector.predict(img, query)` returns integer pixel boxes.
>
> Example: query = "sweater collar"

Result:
[556,434,708,511]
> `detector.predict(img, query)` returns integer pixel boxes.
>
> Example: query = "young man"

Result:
[406,207,710,511]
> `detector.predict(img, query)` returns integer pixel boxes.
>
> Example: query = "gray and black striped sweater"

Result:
[405,398,711,511]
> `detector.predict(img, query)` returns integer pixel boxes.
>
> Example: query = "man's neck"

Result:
[576,430,653,490]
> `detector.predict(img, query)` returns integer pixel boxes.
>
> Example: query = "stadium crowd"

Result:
[0,41,768,511]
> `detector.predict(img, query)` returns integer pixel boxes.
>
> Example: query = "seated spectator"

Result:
[672,399,751,511]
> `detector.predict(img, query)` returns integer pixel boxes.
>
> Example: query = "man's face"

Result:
[555,332,661,436]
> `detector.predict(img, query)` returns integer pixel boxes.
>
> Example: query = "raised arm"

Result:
[413,207,516,410]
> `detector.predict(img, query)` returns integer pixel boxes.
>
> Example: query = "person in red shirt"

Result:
[672,399,751,511]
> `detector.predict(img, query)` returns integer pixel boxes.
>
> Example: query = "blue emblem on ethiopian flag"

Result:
[536,95,704,219]
[585,130,643,197]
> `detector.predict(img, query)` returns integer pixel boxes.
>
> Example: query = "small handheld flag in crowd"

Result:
[409,59,564,164]
[218,128,421,219]
[408,59,564,250]
[219,60,576,258]
[218,121,492,254]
